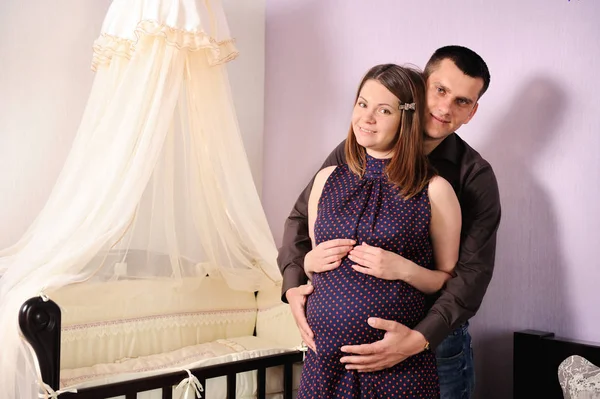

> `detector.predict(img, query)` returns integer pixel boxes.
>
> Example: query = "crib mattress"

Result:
[59,335,302,399]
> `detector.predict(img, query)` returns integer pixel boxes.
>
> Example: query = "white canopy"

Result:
[0,0,281,397]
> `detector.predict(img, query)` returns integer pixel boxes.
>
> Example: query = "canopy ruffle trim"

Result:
[91,20,238,71]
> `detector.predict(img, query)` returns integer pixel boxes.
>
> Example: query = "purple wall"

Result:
[263,1,600,397]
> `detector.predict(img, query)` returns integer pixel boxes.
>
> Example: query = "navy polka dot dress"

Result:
[297,154,439,398]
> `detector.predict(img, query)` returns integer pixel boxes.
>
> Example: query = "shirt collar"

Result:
[429,133,460,165]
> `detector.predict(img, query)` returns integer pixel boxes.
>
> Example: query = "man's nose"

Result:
[437,97,452,115]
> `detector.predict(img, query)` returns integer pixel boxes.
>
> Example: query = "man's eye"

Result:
[436,87,445,94]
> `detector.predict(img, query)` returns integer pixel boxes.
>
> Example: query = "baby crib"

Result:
[18,277,304,399]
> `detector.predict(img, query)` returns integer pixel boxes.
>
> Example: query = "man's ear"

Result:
[463,102,479,125]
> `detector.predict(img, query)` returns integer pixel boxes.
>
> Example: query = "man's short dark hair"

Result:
[425,45,491,99]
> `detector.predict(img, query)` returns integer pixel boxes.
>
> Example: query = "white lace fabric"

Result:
[559,355,600,399]
[91,19,238,71]
[0,1,281,398]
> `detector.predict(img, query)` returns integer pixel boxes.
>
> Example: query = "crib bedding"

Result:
[59,307,258,370]
[50,276,259,369]
[60,335,301,398]
[39,276,303,398]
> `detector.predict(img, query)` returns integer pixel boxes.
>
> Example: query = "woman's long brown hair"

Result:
[345,64,434,198]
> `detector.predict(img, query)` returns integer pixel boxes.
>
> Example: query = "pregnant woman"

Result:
[297,64,461,398]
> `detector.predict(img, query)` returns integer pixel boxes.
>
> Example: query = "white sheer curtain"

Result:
[0,0,281,397]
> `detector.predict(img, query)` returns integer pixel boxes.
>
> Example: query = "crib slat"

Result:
[283,363,293,399]
[198,377,206,397]
[55,352,303,399]
[162,386,172,399]
[257,367,266,399]
[226,373,236,398]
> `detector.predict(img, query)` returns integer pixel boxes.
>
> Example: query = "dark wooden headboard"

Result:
[514,330,600,398]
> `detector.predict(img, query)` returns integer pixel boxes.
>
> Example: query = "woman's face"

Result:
[352,79,401,158]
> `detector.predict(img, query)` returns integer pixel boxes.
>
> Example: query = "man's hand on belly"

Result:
[339,318,427,372]
[286,284,317,352]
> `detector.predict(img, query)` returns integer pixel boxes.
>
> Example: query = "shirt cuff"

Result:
[413,312,453,350]
[281,264,308,303]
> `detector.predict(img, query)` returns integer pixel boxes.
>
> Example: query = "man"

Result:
[277,45,501,398]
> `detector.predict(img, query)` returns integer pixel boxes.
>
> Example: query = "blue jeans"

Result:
[435,322,475,399]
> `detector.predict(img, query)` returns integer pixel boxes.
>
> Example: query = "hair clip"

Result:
[399,102,416,111]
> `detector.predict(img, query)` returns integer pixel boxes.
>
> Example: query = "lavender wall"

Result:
[263,1,600,397]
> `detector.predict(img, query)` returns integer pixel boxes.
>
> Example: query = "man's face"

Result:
[424,59,484,142]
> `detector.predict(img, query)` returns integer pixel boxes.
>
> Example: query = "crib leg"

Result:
[162,385,173,399]
[226,373,236,398]
[257,367,266,399]
[283,363,293,399]
[19,296,62,391]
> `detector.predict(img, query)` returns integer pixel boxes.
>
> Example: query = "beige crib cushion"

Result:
[255,283,301,349]
[60,336,302,398]
[50,277,258,369]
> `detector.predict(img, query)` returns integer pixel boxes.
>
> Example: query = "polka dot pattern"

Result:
[297,154,439,398]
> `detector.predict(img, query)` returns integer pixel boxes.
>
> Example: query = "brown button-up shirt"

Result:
[277,133,501,348]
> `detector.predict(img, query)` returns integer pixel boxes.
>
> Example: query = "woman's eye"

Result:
[379,108,391,115]
[358,102,367,108]
[437,87,445,94]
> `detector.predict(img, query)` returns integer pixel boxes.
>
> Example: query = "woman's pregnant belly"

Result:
[306,260,427,358]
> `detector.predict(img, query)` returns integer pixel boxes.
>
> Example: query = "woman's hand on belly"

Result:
[305,238,356,279]
[347,243,408,281]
